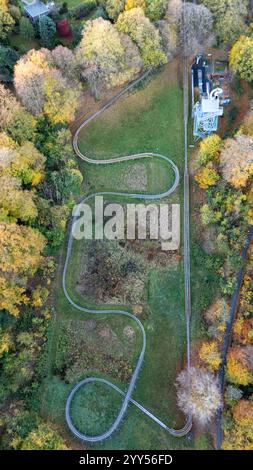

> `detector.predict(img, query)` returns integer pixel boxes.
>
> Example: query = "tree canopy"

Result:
[176,367,222,425]
[202,0,249,44]
[76,17,142,95]
[230,36,253,82]
[0,222,46,316]
[220,135,253,188]
[116,7,167,67]
[14,49,81,123]
[0,45,19,83]
[178,1,214,56]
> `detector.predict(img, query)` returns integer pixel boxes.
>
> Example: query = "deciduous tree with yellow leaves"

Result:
[195,163,220,189]
[233,318,253,345]
[116,7,167,67]
[0,176,37,223]
[0,0,15,41]
[227,346,253,386]
[19,423,69,450]
[76,17,142,96]
[230,35,253,82]
[223,399,253,450]
[0,222,46,316]
[199,340,221,371]
[14,49,81,124]
[196,134,222,167]
[220,135,253,189]
[0,137,45,187]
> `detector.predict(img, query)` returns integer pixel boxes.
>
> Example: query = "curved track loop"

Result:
[64,72,192,442]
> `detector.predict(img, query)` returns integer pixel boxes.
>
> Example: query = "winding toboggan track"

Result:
[63,59,192,442]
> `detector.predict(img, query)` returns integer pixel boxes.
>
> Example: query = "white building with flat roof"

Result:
[201,97,223,116]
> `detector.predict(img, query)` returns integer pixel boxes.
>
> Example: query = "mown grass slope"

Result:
[40,63,217,450]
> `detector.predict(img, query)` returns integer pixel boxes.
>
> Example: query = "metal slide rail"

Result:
[63,13,192,441]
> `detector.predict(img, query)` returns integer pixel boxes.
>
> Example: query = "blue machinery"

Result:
[192,55,230,140]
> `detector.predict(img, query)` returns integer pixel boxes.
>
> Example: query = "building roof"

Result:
[23,0,37,4]
[24,1,50,18]
[201,97,223,116]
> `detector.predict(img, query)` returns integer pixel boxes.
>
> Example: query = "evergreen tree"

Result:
[0,45,19,82]
[37,15,56,48]
[19,16,35,40]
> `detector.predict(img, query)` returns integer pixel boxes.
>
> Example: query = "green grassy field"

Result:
[40,63,218,450]
[9,34,40,54]
[56,0,98,11]
[56,0,85,9]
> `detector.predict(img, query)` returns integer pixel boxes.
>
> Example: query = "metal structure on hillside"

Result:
[192,55,230,140]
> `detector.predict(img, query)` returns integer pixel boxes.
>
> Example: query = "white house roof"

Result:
[24,1,50,18]
[201,97,223,116]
